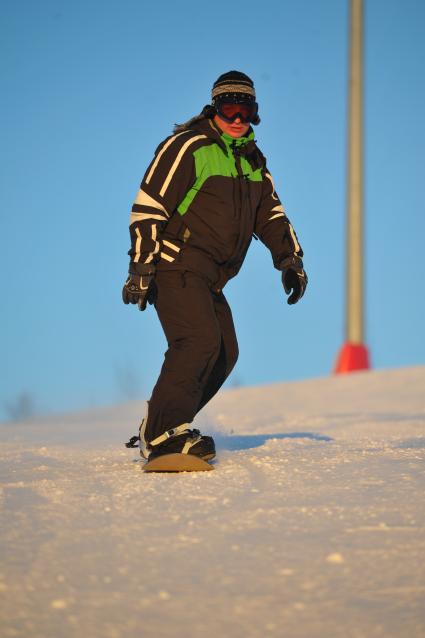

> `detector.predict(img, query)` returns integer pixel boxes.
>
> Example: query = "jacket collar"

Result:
[187,117,264,170]
[193,118,255,154]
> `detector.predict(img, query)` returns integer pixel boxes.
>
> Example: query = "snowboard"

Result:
[143,453,214,473]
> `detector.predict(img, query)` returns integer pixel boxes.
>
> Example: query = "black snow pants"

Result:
[145,270,239,442]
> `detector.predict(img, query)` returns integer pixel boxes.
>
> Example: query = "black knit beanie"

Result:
[212,70,256,102]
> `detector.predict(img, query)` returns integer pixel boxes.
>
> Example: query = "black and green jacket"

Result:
[127,117,303,291]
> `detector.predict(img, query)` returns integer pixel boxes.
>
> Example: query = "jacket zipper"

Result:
[228,140,254,267]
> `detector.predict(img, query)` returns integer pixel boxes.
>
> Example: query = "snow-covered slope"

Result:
[1,367,425,638]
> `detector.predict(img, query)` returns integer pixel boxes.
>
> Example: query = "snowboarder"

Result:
[123,70,307,469]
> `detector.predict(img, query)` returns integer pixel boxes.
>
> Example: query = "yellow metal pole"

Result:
[335,0,370,373]
[346,0,364,344]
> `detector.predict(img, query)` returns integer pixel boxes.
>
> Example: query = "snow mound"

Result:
[1,366,424,637]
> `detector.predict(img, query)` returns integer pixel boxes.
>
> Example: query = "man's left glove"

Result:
[122,264,157,311]
[281,255,308,305]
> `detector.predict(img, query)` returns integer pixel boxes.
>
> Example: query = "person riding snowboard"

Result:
[123,70,307,463]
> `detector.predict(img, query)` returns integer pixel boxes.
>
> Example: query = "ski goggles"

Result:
[215,100,259,124]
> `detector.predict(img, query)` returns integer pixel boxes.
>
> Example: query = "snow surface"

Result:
[1,366,425,638]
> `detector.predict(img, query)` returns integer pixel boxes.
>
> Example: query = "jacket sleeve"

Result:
[254,167,303,269]
[127,131,201,271]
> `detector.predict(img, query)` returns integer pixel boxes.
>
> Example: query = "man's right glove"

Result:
[280,255,308,305]
[122,265,157,311]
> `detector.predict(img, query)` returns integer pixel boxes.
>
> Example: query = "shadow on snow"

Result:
[214,431,333,452]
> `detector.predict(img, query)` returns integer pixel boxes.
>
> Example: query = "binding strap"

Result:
[181,432,202,454]
[125,423,201,455]
[149,423,189,447]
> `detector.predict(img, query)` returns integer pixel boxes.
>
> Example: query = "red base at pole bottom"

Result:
[334,342,370,374]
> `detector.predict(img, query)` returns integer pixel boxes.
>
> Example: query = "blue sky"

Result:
[1,0,424,420]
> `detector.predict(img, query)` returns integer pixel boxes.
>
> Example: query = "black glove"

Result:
[122,265,157,311]
[281,255,308,305]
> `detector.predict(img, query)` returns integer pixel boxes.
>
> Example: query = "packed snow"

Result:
[1,366,425,638]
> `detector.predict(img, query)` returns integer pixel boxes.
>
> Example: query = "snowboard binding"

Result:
[125,405,215,473]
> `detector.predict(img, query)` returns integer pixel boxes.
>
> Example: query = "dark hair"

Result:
[173,105,216,134]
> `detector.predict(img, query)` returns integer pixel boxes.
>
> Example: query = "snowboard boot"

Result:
[148,426,216,462]
[125,403,215,462]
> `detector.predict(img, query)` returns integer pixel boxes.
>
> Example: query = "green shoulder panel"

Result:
[177,142,263,216]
